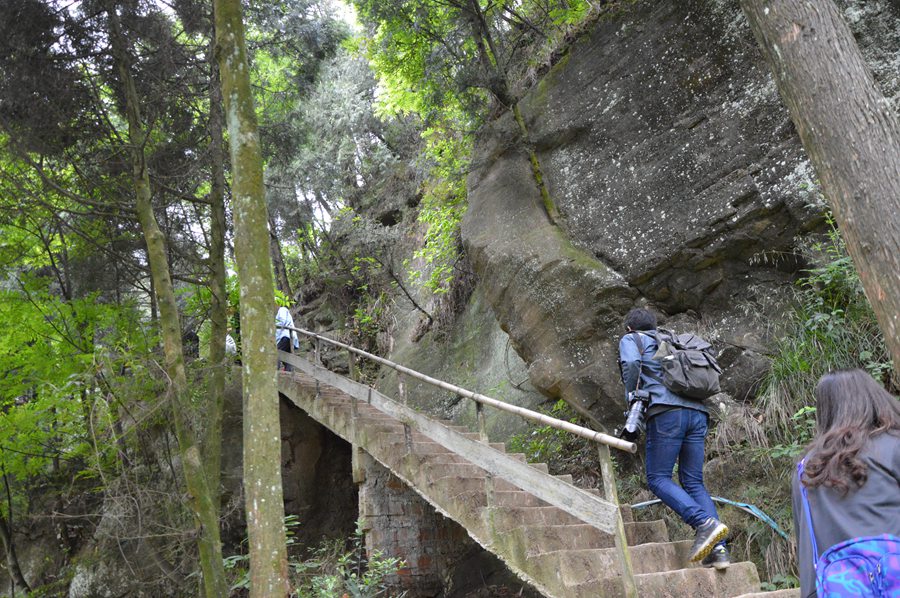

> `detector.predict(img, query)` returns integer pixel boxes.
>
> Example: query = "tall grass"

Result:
[758,218,894,450]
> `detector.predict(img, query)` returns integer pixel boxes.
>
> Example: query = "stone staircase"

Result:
[278,357,797,598]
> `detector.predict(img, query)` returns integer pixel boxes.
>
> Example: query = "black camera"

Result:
[618,389,650,442]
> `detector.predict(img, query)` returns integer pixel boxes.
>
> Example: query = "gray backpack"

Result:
[633,329,722,400]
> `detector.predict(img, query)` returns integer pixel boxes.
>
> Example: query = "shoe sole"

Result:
[689,523,729,562]
[703,559,731,571]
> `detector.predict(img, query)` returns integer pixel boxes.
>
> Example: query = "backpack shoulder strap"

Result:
[631,331,645,355]
[630,332,665,386]
[797,459,820,568]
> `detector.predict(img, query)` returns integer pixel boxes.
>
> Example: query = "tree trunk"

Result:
[0,491,29,593]
[268,212,293,298]
[465,0,512,108]
[204,35,228,510]
[213,0,289,596]
[739,0,900,374]
[105,6,228,597]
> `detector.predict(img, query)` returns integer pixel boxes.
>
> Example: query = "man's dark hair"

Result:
[624,308,657,331]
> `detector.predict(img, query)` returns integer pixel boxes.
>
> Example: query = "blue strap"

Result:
[797,459,820,569]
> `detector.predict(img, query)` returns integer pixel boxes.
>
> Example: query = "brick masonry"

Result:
[359,452,475,596]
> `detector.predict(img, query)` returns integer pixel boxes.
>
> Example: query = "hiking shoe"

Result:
[689,518,729,562]
[701,544,730,570]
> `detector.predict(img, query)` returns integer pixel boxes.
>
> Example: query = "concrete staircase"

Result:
[278,358,798,598]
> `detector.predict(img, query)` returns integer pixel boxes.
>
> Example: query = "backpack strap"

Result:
[631,331,664,385]
[797,459,820,568]
[631,331,645,355]
[628,332,645,392]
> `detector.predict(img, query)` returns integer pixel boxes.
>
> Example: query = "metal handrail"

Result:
[279,325,636,454]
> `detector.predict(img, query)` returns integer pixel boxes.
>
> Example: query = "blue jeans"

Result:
[645,407,718,529]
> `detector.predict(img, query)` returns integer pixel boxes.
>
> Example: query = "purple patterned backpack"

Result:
[798,459,900,597]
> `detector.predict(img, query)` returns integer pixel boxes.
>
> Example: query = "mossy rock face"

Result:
[381,285,547,441]
[462,0,900,428]
[462,111,637,429]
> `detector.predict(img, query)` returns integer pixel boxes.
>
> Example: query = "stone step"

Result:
[488,505,585,528]
[498,505,640,537]
[510,524,607,555]
[527,540,694,585]
[456,432,506,451]
[360,419,402,432]
[581,489,635,523]
[487,503,665,546]
[733,590,801,598]
[555,473,574,484]
[356,410,396,422]
[492,490,549,509]
[415,452,470,465]
[420,462,485,480]
[428,475,549,511]
[503,519,669,556]
[627,518,669,545]
[428,475,520,495]
[379,434,454,455]
[570,561,761,598]
[422,464,524,492]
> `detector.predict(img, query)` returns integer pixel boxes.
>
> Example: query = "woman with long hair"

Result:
[792,368,900,597]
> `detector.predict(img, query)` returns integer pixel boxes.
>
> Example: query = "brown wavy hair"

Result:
[801,369,900,494]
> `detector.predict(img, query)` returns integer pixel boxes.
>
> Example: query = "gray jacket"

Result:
[791,432,900,598]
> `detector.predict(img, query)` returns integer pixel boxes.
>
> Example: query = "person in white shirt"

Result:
[275,305,299,371]
[225,333,237,356]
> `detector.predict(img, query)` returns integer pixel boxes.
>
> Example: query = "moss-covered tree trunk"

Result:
[204,36,228,508]
[105,6,228,597]
[213,0,289,595]
[739,0,900,374]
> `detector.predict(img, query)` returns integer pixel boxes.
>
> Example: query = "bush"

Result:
[223,518,406,598]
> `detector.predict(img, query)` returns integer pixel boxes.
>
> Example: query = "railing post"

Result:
[598,443,637,598]
[350,389,365,483]
[315,337,322,364]
[476,400,494,509]
[399,373,407,406]
[476,400,488,442]
[349,350,356,381]
[403,423,413,455]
